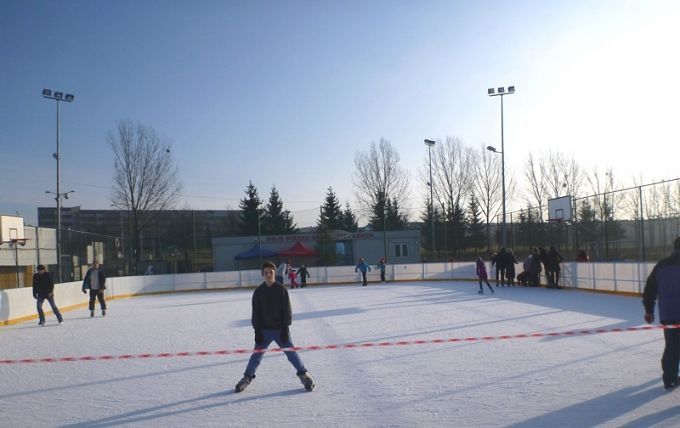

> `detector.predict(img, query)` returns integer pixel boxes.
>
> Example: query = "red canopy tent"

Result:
[278,242,318,257]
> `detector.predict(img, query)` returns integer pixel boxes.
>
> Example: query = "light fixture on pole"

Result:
[424,139,436,260]
[42,88,75,283]
[487,85,515,248]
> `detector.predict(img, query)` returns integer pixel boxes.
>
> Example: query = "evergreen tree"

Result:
[340,202,359,232]
[516,207,540,249]
[385,197,408,230]
[448,202,466,255]
[262,186,296,235]
[238,181,262,236]
[369,190,387,230]
[317,187,344,231]
[467,196,485,250]
[420,196,436,257]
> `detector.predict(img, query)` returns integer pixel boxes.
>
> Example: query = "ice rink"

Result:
[1,280,679,427]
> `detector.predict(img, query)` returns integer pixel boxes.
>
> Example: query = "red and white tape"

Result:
[2,324,678,365]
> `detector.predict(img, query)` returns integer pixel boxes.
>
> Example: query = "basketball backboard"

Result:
[547,196,572,222]
[0,215,25,242]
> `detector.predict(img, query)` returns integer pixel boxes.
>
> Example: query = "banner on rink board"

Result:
[2,324,679,365]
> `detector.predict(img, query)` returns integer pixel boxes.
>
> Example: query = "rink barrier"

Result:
[0,261,656,326]
[2,323,678,365]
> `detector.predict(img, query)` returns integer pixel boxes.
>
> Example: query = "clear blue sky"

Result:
[2,0,679,227]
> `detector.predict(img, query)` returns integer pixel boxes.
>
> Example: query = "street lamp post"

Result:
[42,89,75,283]
[45,188,74,281]
[487,85,515,248]
[424,139,436,260]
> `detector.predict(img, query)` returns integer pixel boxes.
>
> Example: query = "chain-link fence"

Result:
[59,229,123,281]
[499,178,680,262]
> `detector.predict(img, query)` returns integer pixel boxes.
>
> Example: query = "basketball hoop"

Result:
[9,238,28,247]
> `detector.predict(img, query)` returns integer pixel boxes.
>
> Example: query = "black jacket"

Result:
[82,268,106,291]
[643,250,680,323]
[251,281,292,329]
[32,272,54,298]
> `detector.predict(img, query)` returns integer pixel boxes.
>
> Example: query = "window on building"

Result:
[394,243,408,258]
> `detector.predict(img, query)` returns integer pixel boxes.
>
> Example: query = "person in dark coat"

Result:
[547,246,564,289]
[643,236,680,389]
[32,265,63,326]
[529,248,542,287]
[297,264,310,288]
[490,252,500,286]
[235,261,315,393]
[505,249,518,286]
[82,259,107,317]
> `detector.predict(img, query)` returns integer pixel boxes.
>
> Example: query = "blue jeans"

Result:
[37,296,63,323]
[244,328,307,378]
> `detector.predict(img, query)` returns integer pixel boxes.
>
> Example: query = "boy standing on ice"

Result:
[235,261,315,393]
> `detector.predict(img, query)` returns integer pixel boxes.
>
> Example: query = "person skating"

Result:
[32,265,63,326]
[288,267,299,289]
[355,258,372,286]
[82,259,107,317]
[377,257,387,283]
[297,264,310,288]
[276,259,289,286]
[235,261,315,393]
[475,257,495,295]
[642,236,680,390]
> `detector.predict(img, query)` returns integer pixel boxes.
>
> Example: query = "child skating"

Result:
[288,267,299,289]
[476,257,495,294]
[235,261,315,393]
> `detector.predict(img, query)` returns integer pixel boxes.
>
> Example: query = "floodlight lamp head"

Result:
[42,89,52,97]
[487,88,495,95]
[64,94,74,102]
[497,87,505,94]
[424,139,435,146]
[486,145,497,152]
[54,92,64,99]
[508,86,515,93]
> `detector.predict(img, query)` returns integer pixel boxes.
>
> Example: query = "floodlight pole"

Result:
[488,86,514,249]
[43,89,75,283]
[424,139,436,261]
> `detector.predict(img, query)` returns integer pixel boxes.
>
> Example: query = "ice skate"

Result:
[235,375,253,393]
[298,372,315,391]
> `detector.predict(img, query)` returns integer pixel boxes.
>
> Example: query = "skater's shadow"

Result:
[61,388,306,427]
[508,379,666,428]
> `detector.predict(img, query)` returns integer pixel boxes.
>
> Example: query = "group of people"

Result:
[355,257,387,286]
[32,259,107,326]
[276,259,310,289]
[489,246,564,289]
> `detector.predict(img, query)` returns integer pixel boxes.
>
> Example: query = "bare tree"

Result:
[524,153,548,220]
[428,136,475,215]
[470,144,501,248]
[586,167,615,220]
[353,138,410,218]
[543,150,585,200]
[109,120,183,267]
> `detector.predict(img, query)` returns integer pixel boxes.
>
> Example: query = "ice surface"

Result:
[1,281,678,427]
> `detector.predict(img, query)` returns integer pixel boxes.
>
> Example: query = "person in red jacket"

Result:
[235,261,315,393]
